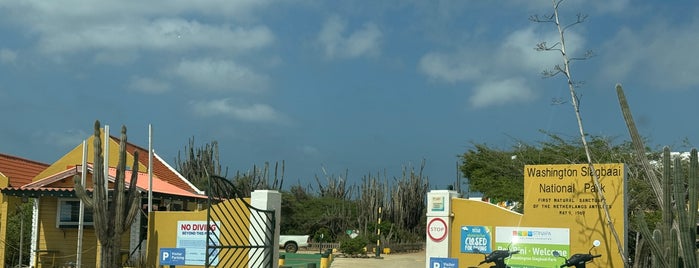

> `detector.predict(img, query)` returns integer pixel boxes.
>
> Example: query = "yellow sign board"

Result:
[523,163,627,268]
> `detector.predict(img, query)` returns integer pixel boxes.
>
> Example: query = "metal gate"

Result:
[205,175,276,267]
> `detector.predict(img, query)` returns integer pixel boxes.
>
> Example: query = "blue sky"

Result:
[1,0,698,190]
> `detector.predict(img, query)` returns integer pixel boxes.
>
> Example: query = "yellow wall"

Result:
[35,197,131,268]
[450,199,523,266]
[0,177,29,267]
[35,197,97,267]
[146,199,251,267]
[34,135,147,181]
[451,163,626,268]
[0,175,8,265]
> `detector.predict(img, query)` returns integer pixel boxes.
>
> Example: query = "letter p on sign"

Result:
[162,252,169,260]
[430,257,458,268]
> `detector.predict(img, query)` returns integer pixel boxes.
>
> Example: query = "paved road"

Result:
[330,251,425,268]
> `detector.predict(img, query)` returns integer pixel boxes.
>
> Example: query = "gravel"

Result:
[330,251,425,268]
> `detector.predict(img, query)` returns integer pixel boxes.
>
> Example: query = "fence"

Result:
[308,242,424,254]
[307,242,340,252]
[366,242,424,254]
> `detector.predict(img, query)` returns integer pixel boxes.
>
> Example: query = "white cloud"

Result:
[512,0,630,15]
[317,15,382,59]
[597,0,630,13]
[36,18,274,55]
[190,99,282,122]
[499,26,585,74]
[470,78,535,108]
[568,0,631,14]
[500,27,558,72]
[418,52,482,83]
[2,0,272,20]
[0,1,275,60]
[38,129,88,148]
[128,76,171,94]
[172,58,269,92]
[94,51,139,65]
[418,25,584,108]
[598,28,639,82]
[0,49,17,64]
[600,18,699,90]
[418,26,585,84]
[300,145,320,157]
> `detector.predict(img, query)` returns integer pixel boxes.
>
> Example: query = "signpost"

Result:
[425,190,459,268]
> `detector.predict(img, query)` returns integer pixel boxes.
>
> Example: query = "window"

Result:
[56,199,93,228]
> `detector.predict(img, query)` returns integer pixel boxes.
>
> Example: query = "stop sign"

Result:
[427,218,447,242]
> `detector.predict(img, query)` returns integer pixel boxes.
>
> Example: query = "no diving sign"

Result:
[427,218,448,242]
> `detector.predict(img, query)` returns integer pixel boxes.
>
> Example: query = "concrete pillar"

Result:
[249,190,281,268]
[29,198,39,268]
[425,190,458,268]
[128,209,142,259]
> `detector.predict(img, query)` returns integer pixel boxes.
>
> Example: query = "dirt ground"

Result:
[330,251,426,268]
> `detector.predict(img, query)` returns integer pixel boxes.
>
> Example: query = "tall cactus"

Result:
[617,84,699,267]
[74,121,141,267]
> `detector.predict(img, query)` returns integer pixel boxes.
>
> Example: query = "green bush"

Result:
[314,227,330,243]
[339,235,369,255]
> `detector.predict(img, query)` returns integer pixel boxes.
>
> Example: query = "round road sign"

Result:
[427,218,447,242]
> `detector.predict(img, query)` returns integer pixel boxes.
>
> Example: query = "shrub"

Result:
[339,235,369,256]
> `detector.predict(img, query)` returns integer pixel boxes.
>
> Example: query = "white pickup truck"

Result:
[279,235,310,253]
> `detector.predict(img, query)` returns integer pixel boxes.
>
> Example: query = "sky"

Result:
[1,0,698,191]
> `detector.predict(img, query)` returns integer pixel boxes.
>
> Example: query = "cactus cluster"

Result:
[634,147,698,267]
[618,84,699,267]
[74,121,142,267]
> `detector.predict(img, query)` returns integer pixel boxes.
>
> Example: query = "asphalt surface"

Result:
[330,251,425,268]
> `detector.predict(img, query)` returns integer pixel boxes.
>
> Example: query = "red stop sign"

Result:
[427,218,447,242]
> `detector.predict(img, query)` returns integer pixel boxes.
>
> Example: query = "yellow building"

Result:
[1,133,206,267]
[0,154,49,267]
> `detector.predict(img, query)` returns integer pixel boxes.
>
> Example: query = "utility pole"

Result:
[375,207,383,259]
[18,207,23,267]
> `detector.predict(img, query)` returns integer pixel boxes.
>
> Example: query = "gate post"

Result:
[425,190,458,268]
[250,190,281,268]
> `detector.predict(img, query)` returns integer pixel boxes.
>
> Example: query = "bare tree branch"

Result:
[533,0,629,265]
[563,13,589,32]
[535,41,562,51]
[529,14,556,23]
[541,68,562,78]
[550,98,567,105]
[570,50,595,62]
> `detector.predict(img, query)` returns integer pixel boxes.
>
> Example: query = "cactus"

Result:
[74,121,141,267]
[651,229,661,267]
[618,84,698,267]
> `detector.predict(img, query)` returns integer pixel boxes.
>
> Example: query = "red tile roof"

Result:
[0,153,50,187]
[0,131,203,198]
[116,137,202,195]
[20,165,206,200]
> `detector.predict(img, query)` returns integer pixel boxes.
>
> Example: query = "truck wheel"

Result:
[285,242,299,253]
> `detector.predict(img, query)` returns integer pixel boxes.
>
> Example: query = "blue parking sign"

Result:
[430,257,458,268]
[160,248,186,265]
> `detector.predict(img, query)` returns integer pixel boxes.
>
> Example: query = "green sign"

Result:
[495,226,569,268]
